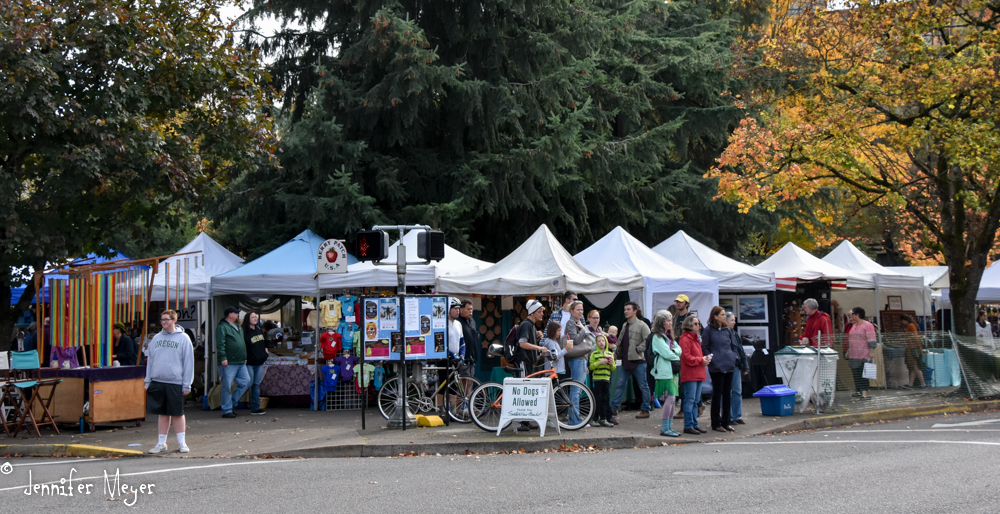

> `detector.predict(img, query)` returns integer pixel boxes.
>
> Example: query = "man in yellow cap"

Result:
[672,294,691,336]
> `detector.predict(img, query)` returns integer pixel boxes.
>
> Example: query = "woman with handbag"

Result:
[650,310,681,437]
[563,301,594,427]
[846,307,877,400]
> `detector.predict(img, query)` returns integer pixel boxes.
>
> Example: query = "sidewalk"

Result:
[4,395,998,458]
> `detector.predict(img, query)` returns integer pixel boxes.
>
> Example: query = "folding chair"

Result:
[1,350,62,438]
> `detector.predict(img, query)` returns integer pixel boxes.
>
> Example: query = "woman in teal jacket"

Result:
[650,310,682,437]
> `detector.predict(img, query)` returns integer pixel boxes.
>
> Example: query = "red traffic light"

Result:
[356,230,389,262]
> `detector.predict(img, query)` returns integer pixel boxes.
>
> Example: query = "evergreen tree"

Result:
[219,0,776,260]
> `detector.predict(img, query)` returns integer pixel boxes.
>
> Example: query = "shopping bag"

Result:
[862,362,878,380]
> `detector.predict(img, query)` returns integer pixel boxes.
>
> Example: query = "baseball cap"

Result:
[675,294,690,303]
[526,299,543,315]
[223,306,240,317]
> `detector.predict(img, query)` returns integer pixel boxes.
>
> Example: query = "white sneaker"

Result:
[149,443,168,454]
[178,443,190,453]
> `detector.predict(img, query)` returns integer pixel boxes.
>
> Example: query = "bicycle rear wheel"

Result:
[469,382,508,432]
[554,379,594,430]
[377,377,421,420]
[446,376,482,423]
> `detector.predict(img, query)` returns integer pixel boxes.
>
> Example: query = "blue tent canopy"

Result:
[211,229,357,297]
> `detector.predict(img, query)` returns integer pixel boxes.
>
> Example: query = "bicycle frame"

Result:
[485,366,561,410]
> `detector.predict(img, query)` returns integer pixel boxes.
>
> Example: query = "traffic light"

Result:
[417,229,445,261]
[356,230,389,262]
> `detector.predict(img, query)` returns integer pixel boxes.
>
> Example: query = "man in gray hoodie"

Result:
[145,309,194,454]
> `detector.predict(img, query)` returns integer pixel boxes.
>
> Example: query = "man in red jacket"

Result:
[800,298,833,347]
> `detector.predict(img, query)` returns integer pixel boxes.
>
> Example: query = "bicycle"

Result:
[377,361,482,423]
[469,344,594,432]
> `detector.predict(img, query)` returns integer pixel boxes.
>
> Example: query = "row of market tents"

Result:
[12,226,967,321]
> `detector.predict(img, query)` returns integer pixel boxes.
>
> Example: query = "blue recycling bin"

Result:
[754,385,797,417]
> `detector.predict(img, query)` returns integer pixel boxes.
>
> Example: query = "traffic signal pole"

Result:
[369,225,433,430]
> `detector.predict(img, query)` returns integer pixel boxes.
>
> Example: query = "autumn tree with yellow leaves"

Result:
[710,0,1000,335]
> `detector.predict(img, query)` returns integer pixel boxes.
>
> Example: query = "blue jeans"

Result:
[731,372,744,421]
[682,380,703,429]
[566,357,588,425]
[611,362,650,413]
[247,364,267,411]
[219,363,250,414]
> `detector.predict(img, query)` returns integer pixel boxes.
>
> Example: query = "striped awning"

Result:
[776,277,797,292]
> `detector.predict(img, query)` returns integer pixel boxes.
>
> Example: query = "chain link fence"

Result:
[770,331,1000,415]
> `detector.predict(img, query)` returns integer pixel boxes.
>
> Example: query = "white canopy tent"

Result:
[886,266,950,290]
[888,266,949,308]
[212,229,329,297]
[435,224,644,295]
[319,230,492,290]
[941,261,1000,304]
[652,230,775,292]
[755,242,874,289]
[574,226,719,318]
[148,232,244,302]
[822,241,930,316]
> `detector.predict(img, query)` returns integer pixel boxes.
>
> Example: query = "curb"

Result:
[0,444,146,458]
[764,399,1000,433]
[256,434,688,459]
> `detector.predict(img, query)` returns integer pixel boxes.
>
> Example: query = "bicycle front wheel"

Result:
[554,379,594,430]
[377,377,421,420]
[446,376,482,424]
[469,382,507,432]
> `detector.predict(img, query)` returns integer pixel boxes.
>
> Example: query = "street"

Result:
[1,411,997,512]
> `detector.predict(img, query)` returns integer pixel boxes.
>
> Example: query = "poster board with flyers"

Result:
[361,295,449,361]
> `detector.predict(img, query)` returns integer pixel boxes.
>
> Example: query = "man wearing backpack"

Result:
[611,302,652,419]
[512,299,549,376]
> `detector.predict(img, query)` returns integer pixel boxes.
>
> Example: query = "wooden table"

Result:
[38,366,146,431]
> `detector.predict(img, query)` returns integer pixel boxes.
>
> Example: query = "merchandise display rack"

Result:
[326,380,363,410]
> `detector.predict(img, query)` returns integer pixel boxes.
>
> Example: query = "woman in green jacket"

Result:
[650,310,682,437]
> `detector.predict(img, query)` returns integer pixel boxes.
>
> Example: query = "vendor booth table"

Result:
[38,366,146,431]
[259,364,314,397]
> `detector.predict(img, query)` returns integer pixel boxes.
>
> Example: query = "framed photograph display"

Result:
[738,326,769,350]
[737,295,768,324]
[719,296,735,316]
[887,296,903,310]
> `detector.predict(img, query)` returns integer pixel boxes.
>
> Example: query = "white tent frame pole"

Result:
[875,276,882,344]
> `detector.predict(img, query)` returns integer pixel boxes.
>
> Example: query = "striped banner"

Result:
[776,277,797,292]
[831,280,848,290]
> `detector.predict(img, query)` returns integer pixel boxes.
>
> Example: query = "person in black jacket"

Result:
[113,323,139,366]
[702,306,740,433]
[242,312,269,415]
[459,300,479,372]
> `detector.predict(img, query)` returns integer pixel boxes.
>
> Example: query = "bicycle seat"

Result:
[502,366,523,376]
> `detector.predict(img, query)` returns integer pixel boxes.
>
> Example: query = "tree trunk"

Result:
[948,266,981,337]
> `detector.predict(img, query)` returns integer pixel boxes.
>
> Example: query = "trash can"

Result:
[775,346,838,411]
[754,385,797,416]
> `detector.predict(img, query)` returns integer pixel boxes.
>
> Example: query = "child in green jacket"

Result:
[589,334,616,427]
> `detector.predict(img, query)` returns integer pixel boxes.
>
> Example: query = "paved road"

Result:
[2,412,998,512]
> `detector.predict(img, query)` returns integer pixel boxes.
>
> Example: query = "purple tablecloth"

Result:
[259,365,313,396]
[39,366,146,382]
